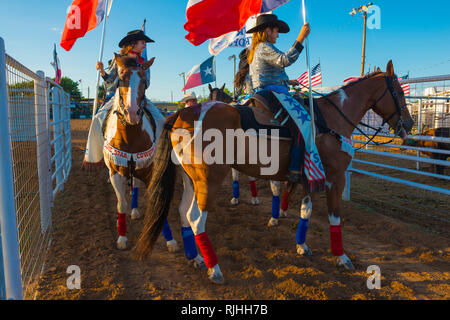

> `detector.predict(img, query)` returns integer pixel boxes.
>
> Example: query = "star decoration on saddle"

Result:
[298,111,310,125]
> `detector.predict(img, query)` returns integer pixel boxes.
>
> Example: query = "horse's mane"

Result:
[322,70,385,98]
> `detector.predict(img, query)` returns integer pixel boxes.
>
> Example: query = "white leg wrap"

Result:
[300,195,312,219]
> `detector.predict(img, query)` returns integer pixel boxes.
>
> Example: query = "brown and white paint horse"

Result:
[134,61,414,284]
[100,54,178,251]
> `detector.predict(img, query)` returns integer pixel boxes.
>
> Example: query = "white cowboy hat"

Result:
[180,92,197,103]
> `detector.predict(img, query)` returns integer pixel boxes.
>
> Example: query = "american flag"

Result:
[297,63,322,90]
[399,75,410,95]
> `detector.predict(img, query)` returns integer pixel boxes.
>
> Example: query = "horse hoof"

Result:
[208,265,224,284]
[190,255,207,270]
[267,217,278,227]
[280,210,288,217]
[230,198,239,205]
[337,254,355,270]
[131,208,141,220]
[116,236,128,250]
[296,244,312,256]
[166,239,179,253]
[251,197,259,205]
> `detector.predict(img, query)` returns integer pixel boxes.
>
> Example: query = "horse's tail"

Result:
[132,112,179,261]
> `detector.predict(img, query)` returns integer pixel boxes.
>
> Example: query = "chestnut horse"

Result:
[134,61,414,284]
[89,54,180,251]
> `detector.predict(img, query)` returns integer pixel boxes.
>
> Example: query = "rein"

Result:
[297,74,406,150]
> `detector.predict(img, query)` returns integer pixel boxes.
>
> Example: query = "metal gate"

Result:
[0,37,72,299]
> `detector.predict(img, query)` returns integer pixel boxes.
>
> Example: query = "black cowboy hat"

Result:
[246,14,290,34]
[119,30,154,48]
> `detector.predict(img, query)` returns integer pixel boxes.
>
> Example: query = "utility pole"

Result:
[179,72,186,94]
[350,3,373,76]
[228,54,236,97]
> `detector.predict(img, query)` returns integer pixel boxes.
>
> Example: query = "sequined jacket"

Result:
[249,41,304,90]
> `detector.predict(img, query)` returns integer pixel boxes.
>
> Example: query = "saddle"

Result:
[234,90,330,140]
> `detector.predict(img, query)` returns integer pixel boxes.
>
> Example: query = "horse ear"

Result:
[115,53,125,69]
[142,57,155,70]
[208,84,213,92]
[221,83,226,91]
[376,67,381,72]
[386,60,394,77]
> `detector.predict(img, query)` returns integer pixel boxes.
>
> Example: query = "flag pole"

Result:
[302,0,316,141]
[92,0,110,117]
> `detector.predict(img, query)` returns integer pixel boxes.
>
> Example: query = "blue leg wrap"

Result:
[131,187,139,209]
[272,195,280,219]
[181,226,198,260]
[232,180,240,199]
[161,220,173,241]
[296,218,309,245]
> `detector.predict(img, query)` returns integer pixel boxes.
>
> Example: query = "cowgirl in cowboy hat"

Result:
[96,30,155,106]
[247,13,310,182]
[84,29,166,173]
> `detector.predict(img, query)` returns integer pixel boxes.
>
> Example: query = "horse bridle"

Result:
[114,72,147,126]
[298,74,407,148]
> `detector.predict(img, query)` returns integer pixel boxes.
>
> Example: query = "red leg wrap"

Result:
[118,212,127,236]
[195,232,218,268]
[330,225,344,256]
[281,191,289,211]
[249,180,257,197]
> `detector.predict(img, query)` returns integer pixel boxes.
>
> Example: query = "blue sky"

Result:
[1,0,449,102]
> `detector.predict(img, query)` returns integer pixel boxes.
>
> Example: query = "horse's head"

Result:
[208,83,233,104]
[370,60,414,140]
[114,53,152,125]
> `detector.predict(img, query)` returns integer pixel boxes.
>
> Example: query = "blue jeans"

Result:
[255,85,302,173]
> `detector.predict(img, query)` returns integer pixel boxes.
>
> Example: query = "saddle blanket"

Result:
[271,92,326,192]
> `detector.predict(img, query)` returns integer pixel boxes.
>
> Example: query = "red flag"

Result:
[184,0,263,46]
[60,0,108,51]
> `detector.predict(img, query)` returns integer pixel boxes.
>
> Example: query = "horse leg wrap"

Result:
[162,219,174,241]
[232,181,240,199]
[272,195,280,219]
[195,232,218,268]
[181,226,198,260]
[281,191,289,211]
[296,218,309,245]
[330,225,344,256]
[131,187,139,209]
[249,180,257,197]
[117,212,127,236]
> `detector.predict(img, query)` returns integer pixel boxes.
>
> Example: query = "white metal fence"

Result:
[0,37,72,300]
[343,75,450,232]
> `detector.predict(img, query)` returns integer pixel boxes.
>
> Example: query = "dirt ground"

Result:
[34,119,449,300]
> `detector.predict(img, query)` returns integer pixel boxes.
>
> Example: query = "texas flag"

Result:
[182,56,216,91]
[50,44,62,84]
[60,0,113,51]
[187,0,290,46]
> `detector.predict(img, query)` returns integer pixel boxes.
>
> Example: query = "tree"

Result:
[59,77,82,101]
